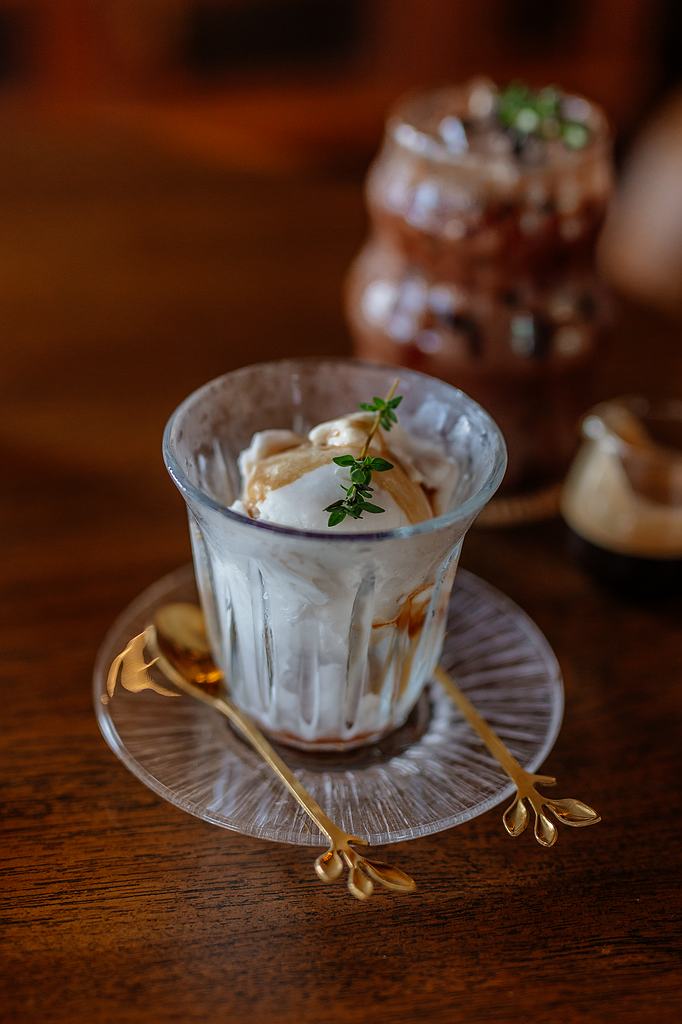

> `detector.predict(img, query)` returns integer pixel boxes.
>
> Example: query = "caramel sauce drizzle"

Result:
[370,583,433,697]
[372,582,432,636]
[244,441,432,525]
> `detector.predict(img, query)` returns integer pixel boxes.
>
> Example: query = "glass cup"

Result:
[163,359,506,750]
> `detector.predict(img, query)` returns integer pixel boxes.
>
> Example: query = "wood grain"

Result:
[1,116,681,1024]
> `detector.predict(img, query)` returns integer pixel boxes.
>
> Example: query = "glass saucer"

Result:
[94,565,563,846]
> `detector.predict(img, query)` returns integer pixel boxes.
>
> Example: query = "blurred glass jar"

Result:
[561,397,682,593]
[347,80,613,493]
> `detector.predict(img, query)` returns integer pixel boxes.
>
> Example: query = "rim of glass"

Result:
[386,83,611,173]
[162,357,507,543]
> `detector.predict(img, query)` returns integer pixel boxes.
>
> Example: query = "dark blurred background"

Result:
[1,1,680,160]
[1,0,681,485]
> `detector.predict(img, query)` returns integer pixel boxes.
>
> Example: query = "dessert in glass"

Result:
[163,359,506,750]
[346,80,613,495]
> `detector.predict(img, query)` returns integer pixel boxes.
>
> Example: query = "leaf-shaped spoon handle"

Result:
[434,666,600,847]
[107,624,416,899]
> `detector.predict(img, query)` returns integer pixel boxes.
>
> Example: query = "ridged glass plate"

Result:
[94,565,563,846]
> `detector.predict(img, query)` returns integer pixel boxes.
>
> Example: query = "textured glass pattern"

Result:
[94,566,563,846]
[163,359,506,748]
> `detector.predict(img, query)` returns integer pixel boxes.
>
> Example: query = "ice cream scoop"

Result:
[230,412,456,533]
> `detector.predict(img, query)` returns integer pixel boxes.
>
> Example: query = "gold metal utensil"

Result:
[433,666,600,847]
[106,610,416,900]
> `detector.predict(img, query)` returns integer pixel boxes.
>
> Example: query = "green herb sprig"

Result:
[324,380,402,528]
[497,83,590,150]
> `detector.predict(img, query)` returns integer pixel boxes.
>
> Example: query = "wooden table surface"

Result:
[2,116,681,1024]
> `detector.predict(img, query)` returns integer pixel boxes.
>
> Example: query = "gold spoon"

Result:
[106,608,416,901]
[149,603,600,850]
[433,666,600,846]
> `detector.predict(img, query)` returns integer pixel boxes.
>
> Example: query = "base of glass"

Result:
[250,705,416,752]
